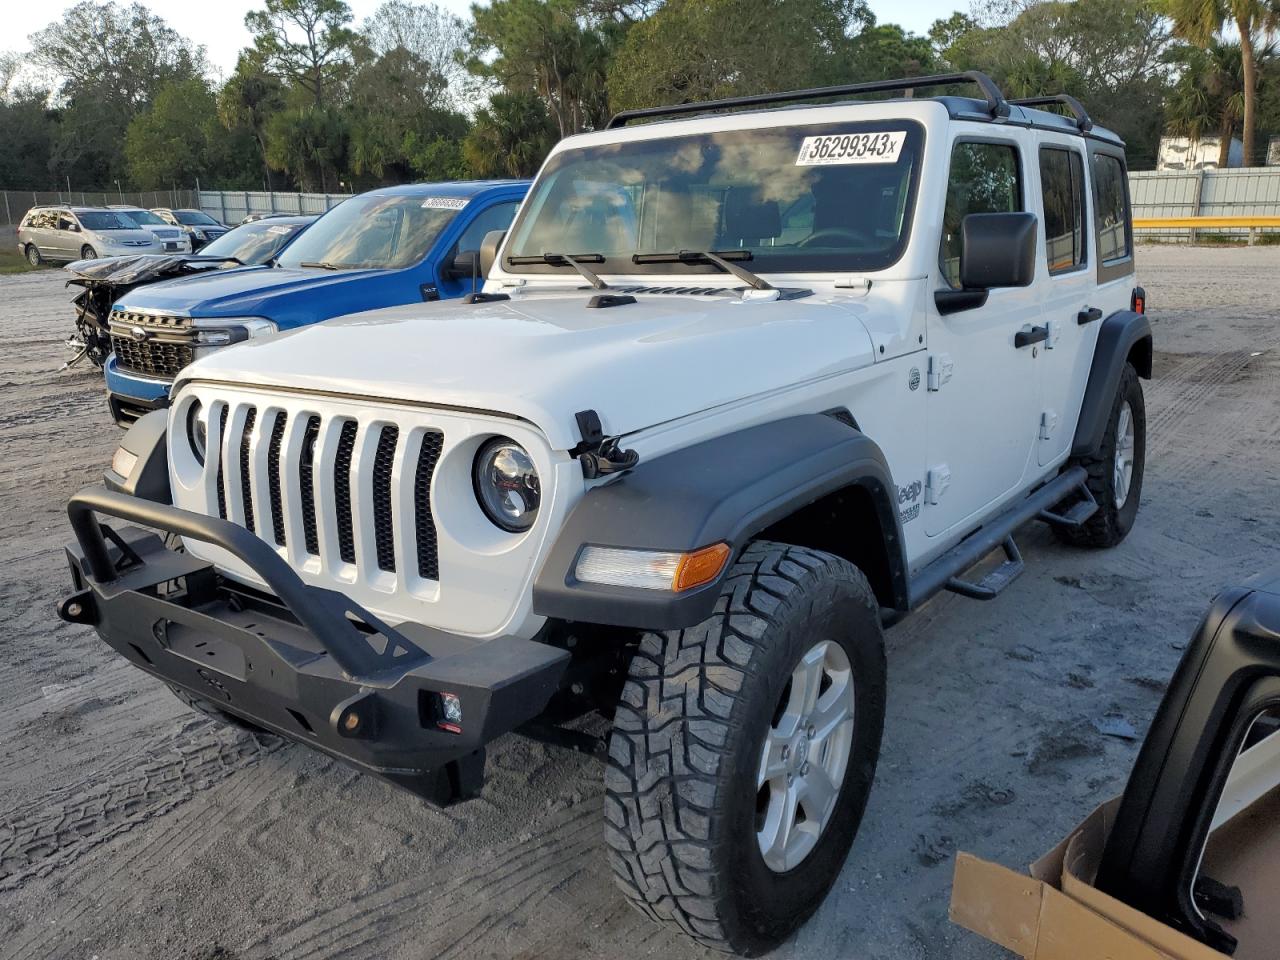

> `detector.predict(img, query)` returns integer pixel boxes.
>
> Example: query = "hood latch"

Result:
[572,409,640,479]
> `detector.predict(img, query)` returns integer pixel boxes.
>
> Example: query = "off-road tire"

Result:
[80,244,97,260]
[25,244,42,267]
[604,540,887,955]
[167,683,264,733]
[1055,362,1145,548]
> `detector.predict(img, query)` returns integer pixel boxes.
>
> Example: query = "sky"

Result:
[9,0,965,78]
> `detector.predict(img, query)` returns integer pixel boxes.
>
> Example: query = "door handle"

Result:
[1015,325,1049,348]
[1077,306,1103,325]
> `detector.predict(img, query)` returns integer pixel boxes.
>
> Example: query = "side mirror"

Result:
[958,212,1036,289]
[445,249,480,282]
[479,229,506,280]
[1096,568,1280,954]
[60,218,79,232]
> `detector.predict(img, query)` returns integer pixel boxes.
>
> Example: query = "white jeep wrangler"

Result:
[62,72,1151,955]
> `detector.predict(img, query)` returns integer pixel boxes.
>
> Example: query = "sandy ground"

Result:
[1,246,1278,960]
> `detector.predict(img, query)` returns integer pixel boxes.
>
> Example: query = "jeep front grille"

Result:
[109,310,194,378]
[200,400,442,582]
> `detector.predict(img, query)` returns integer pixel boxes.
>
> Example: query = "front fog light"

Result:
[473,437,540,532]
[575,542,731,592]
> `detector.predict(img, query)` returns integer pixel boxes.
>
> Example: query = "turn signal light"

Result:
[575,542,732,592]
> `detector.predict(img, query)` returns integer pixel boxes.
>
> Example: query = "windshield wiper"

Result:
[298,260,353,270]
[506,252,610,290]
[632,249,773,291]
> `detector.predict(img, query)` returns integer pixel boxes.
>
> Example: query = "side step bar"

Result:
[906,466,1088,611]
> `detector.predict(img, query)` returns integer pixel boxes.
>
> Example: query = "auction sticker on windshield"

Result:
[796,131,906,166]
[421,197,469,210]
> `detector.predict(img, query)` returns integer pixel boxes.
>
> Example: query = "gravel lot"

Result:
[2,245,1278,960]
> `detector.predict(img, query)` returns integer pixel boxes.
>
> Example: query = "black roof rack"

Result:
[605,71,1010,129]
[1009,94,1093,132]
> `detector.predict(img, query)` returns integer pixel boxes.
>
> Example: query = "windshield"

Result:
[118,209,165,226]
[78,211,137,231]
[276,194,460,270]
[174,210,219,226]
[201,220,309,263]
[506,121,924,276]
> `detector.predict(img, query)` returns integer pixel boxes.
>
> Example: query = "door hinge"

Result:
[1039,410,1059,440]
[1045,319,1061,349]
[927,353,954,392]
[926,464,951,505]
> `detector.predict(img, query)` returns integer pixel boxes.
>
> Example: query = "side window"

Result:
[940,141,1021,288]
[1094,154,1131,263]
[1039,147,1087,274]
[456,201,520,252]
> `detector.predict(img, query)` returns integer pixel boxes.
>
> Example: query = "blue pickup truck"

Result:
[104,179,529,425]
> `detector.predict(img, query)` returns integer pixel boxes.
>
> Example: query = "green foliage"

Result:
[266,104,350,191]
[607,0,876,111]
[124,78,218,187]
[462,91,558,177]
[467,0,617,134]
[245,0,359,107]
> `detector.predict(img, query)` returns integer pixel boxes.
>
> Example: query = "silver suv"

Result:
[150,208,228,250]
[108,205,192,253]
[17,206,162,265]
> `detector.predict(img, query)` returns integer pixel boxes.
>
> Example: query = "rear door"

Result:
[925,136,1042,538]
[1033,134,1094,467]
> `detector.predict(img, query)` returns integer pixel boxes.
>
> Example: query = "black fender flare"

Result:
[104,408,172,503]
[532,414,907,631]
[1072,309,1152,457]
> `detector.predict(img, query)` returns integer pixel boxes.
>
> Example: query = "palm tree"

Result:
[1168,0,1280,166]
[1167,41,1249,166]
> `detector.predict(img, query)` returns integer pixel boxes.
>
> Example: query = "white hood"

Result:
[180,288,882,450]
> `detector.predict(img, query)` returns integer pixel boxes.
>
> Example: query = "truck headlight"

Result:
[192,318,277,350]
[473,437,540,532]
[186,400,207,465]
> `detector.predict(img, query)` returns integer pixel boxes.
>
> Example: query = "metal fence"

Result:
[1,188,199,225]
[1130,168,1280,241]
[198,190,352,226]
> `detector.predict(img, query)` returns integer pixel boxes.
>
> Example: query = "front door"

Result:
[925,137,1042,538]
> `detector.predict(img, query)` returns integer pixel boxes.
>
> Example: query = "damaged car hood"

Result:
[179,289,882,449]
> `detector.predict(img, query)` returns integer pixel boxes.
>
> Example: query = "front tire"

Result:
[80,244,98,260]
[1055,362,1145,548]
[604,541,887,955]
[25,244,42,266]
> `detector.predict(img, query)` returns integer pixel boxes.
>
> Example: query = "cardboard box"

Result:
[950,789,1280,960]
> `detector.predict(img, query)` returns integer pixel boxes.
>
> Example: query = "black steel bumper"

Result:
[60,485,570,804]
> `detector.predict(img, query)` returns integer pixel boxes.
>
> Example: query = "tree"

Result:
[361,1,473,108]
[1167,41,1254,166]
[934,0,1174,169]
[606,0,876,111]
[462,90,558,177]
[219,54,285,189]
[245,0,358,107]
[124,78,217,187]
[347,45,468,182]
[467,0,617,135]
[266,103,349,190]
[1167,0,1280,165]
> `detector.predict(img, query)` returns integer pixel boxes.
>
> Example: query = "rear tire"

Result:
[604,541,886,955]
[167,683,264,733]
[1055,362,1145,548]
[25,244,42,267]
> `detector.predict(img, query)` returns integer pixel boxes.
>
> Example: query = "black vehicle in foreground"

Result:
[61,216,315,370]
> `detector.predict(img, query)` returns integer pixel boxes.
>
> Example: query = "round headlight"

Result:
[187,400,207,465]
[473,438,540,533]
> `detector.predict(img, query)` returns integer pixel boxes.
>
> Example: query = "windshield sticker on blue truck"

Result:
[421,197,470,210]
[796,132,906,166]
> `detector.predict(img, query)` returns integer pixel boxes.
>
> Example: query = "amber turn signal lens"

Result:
[672,542,732,592]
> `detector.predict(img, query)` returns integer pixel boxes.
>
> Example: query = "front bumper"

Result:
[59,485,570,803]
[105,354,171,426]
